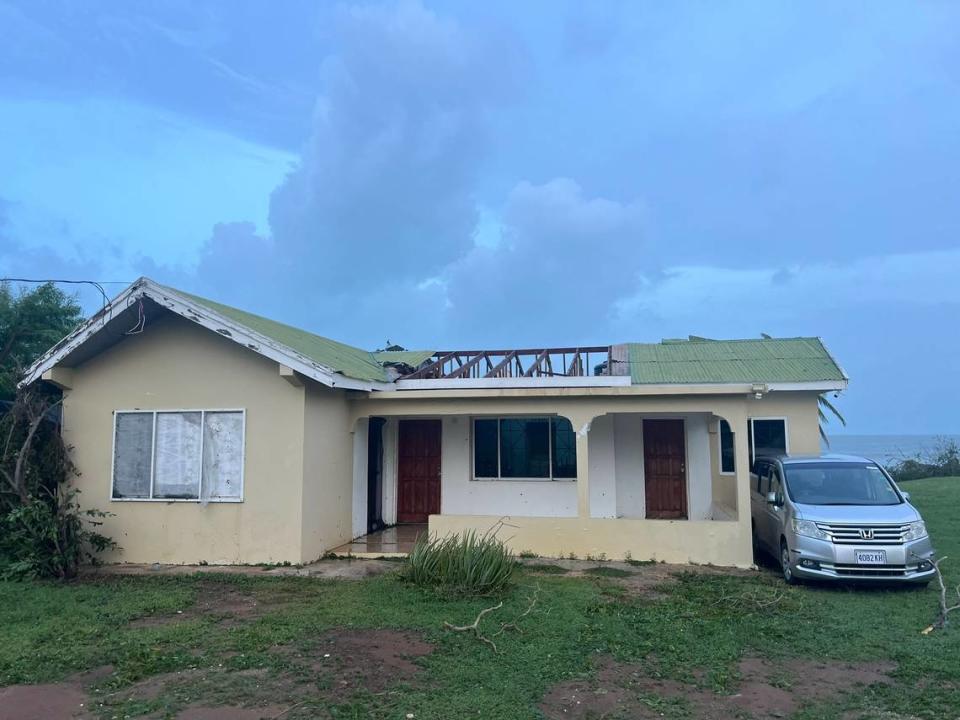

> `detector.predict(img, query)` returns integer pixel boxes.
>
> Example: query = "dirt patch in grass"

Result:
[0,665,118,720]
[583,566,635,578]
[280,628,434,699]
[127,581,270,629]
[520,558,756,600]
[0,682,91,720]
[540,655,896,719]
[524,563,571,575]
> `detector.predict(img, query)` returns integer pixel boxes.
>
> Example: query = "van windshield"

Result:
[783,463,902,506]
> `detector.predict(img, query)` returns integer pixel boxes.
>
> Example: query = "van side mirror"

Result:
[766,491,778,505]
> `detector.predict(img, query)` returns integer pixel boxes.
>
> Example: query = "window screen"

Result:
[201,412,244,500]
[472,417,576,480]
[112,413,154,498]
[154,412,202,499]
[719,419,735,473]
[112,410,244,501]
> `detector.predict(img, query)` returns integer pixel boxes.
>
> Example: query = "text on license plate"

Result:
[855,549,887,565]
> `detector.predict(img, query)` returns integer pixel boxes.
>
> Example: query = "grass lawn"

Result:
[1,477,959,719]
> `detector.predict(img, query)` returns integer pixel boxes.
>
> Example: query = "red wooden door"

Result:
[396,419,442,523]
[643,419,687,519]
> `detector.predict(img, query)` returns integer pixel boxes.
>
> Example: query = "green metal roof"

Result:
[175,289,389,383]
[372,350,436,367]
[627,337,846,385]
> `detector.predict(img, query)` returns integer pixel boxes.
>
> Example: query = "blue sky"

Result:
[1,1,958,434]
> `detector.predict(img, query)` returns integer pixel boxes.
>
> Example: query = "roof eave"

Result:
[21,278,391,392]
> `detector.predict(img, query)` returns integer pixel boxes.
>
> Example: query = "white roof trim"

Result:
[395,376,633,391]
[767,380,848,392]
[20,278,390,392]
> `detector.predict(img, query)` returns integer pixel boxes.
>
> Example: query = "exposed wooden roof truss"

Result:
[401,346,613,380]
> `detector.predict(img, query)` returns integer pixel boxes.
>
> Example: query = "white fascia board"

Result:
[21,278,390,392]
[394,376,633,391]
[21,280,144,387]
[767,380,848,392]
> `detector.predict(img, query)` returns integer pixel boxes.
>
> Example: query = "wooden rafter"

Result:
[523,349,550,377]
[446,352,489,379]
[484,351,518,378]
[403,351,459,380]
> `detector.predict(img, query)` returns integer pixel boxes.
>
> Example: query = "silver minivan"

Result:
[750,454,935,585]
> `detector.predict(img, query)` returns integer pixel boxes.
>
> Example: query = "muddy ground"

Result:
[540,654,895,720]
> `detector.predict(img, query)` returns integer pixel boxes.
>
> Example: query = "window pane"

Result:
[500,419,550,478]
[154,412,201,499]
[202,412,243,499]
[752,419,787,458]
[719,420,735,473]
[473,419,499,477]
[551,418,577,478]
[113,413,153,498]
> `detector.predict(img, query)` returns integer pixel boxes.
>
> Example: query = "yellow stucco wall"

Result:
[62,314,308,565]
[429,515,752,566]
[300,384,355,563]
[709,392,822,511]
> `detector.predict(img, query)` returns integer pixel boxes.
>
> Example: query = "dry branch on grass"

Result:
[443,584,541,653]
[921,557,960,634]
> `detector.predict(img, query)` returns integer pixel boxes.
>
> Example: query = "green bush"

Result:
[887,437,960,482]
[401,530,515,596]
[0,389,117,580]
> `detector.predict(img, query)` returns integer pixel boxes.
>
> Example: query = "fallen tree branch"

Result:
[443,584,541,653]
[921,557,960,634]
[444,601,504,652]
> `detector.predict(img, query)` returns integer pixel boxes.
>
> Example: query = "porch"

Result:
[331,523,427,558]
[346,397,758,566]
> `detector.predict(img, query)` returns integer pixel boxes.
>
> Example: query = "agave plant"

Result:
[402,528,515,596]
[818,393,846,447]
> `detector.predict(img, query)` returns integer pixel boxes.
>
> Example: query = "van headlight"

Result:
[791,519,829,540]
[903,521,928,541]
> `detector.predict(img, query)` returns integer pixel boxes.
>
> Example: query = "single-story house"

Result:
[23,278,848,568]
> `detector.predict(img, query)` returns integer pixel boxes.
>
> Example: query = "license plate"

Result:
[855,549,887,565]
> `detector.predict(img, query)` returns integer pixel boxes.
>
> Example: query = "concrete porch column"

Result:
[567,411,595,519]
[732,411,754,562]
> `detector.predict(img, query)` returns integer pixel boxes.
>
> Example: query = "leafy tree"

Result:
[0,282,114,578]
[0,282,83,399]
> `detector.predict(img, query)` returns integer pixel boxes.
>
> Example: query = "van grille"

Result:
[815,523,908,545]
[831,564,907,577]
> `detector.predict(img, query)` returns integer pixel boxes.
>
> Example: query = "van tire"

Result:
[780,539,799,585]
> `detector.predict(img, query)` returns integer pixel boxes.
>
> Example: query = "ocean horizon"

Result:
[821,433,960,466]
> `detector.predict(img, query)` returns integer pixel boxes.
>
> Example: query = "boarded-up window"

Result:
[112,413,154,498]
[154,412,202,499]
[111,410,244,501]
[202,412,244,500]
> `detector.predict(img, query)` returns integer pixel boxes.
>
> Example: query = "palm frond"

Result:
[818,393,845,448]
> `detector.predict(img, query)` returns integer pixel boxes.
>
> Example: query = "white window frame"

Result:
[471,416,576,482]
[110,408,246,503]
[717,418,736,476]
[748,416,790,466]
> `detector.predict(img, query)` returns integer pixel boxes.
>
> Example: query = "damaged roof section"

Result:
[389,347,623,380]
[22,278,847,393]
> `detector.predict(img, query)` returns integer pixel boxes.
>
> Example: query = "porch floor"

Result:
[331,524,427,558]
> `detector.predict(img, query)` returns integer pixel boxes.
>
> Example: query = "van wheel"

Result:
[780,539,799,585]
